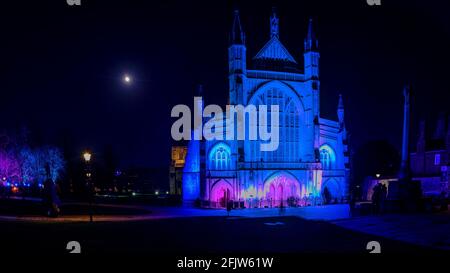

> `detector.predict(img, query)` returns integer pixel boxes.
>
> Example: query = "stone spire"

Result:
[399,84,412,180]
[231,10,245,45]
[305,17,319,52]
[337,94,345,129]
[270,7,279,38]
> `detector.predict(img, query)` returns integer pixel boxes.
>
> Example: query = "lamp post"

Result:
[83,151,93,222]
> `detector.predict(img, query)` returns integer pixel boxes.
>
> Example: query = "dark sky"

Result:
[1,0,449,168]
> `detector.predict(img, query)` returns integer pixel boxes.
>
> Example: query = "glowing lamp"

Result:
[83,152,92,163]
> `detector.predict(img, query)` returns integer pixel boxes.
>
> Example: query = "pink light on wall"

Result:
[210,180,233,207]
[262,172,301,201]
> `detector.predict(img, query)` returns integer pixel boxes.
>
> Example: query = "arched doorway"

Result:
[263,172,301,207]
[322,179,341,204]
[210,180,233,208]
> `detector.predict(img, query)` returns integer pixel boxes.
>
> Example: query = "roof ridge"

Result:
[253,36,297,64]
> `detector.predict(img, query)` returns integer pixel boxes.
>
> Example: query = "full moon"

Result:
[123,74,132,84]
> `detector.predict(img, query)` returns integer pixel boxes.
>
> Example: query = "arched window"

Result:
[248,85,303,163]
[320,149,331,169]
[320,145,336,170]
[209,143,231,170]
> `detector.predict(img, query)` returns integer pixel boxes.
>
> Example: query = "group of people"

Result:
[372,182,388,214]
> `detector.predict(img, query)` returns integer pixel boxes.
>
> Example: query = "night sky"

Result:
[1,0,449,168]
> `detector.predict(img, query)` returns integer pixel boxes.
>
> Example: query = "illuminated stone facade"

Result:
[182,10,349,207]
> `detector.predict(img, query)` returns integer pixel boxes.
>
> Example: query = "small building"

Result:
[410,116,449,196]
[169,146,187,195]
[363,116,449,200]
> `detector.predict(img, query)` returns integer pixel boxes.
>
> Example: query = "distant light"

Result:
[123,74,132,84]
[155,190,159,195]
[375,174,381,178]
[132,192,136,196]
[83,151,92,162]
[166,191,169,195]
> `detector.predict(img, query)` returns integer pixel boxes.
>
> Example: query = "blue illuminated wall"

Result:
[182,137,200,203]
[182,10,349,207]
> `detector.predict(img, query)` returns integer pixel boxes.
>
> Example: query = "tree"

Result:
[18,145,66,184]
[0,150,21,182]
[19,146,39,184]
[37,146,65,182]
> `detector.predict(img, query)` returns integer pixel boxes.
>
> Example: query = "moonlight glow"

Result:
[123,74,132,84]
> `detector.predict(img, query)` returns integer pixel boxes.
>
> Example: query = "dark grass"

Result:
[0,199,149,216]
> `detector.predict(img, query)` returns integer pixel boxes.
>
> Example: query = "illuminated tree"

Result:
[38,146,65,182]
[19,147,40,184]
[0,150,21,182]
[18,146,66,184]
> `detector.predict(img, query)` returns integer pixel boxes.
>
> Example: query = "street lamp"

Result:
[83,152,92,163]
[83,151,93,222]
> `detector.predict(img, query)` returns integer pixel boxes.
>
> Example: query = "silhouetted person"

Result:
[380,184,387,213]
[372,183,382,214]
[279,200,285,216]
[226,200,233,216]
[323,187,332,204]
[42,163,60,217]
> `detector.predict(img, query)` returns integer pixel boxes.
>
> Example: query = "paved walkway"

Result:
[2,202,449,251]
[0,203,350,222]
[332,211,450,250]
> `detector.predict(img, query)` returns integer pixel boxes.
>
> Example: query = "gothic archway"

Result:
[263,171,301,207]
[210,180,233,208]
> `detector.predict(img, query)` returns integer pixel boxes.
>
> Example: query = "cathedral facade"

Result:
[182,10,349,208]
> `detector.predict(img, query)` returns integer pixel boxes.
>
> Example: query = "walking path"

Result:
[332,211,450,250]
[0,203,350,222]
[1,201,449,250]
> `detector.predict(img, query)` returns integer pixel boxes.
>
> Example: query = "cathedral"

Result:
[181,9,349,208]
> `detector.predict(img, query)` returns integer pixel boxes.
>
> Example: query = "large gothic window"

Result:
[248,84,303,162]
[209,143,231,170]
